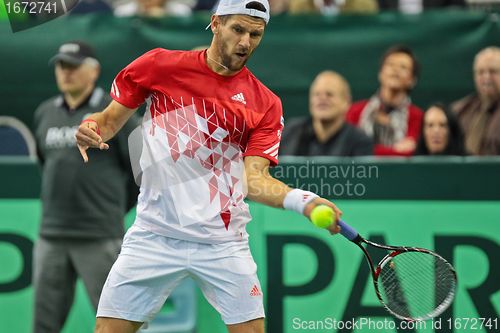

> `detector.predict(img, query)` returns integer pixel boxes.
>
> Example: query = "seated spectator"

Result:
[451,46,500,155]
[414,103,465,156]
[346,45,423,156]
[280,70,373,156]
[114,0,192,17]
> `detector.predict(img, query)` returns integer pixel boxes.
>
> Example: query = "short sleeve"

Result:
[110,49,161,109]
[243,98,284,166]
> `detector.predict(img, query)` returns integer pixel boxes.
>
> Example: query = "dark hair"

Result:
[380,44,420,80]
[414,103,466,156]
[218,15,231,25]
[246,1,267,12]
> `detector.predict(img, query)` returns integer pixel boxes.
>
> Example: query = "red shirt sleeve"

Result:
[406,105,423,141]
[373,144,408,156]
[110,49,162,109]
[243,98,283,166]
[346,101,366,125]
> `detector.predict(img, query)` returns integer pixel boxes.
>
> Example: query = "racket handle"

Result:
[338,220,359,241]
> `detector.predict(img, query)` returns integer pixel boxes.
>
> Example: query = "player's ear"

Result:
[210,15,219,34]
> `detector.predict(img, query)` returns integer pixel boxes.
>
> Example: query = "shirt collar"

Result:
[57,87,103,112]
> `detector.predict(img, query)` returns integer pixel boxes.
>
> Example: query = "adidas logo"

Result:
[231,93,246,105]
[250,284,262,297]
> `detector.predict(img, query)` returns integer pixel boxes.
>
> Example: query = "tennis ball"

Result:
[310,205,335,229]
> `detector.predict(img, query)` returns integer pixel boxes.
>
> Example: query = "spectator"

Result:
[346,44,423,156]
[280,70,373,156]
[451,46,500,155]
[114,0,192,17]
[414,103,465,156]
[32,41,140,333]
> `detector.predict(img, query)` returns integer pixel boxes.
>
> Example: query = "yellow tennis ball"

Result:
[310,205,335,229]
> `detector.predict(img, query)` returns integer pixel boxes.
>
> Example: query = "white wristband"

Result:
[283,189,319,215]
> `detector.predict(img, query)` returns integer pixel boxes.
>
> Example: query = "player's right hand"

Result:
[75,120,109,163]
[304,197,342,235]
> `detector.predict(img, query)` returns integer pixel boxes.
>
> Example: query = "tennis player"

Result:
[75,1,341,332]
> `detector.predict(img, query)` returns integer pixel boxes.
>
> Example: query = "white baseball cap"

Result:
[212,0,270,24]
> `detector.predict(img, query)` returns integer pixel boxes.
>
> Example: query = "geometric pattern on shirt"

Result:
[149,93,247,229]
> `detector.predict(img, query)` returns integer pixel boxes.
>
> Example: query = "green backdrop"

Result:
[0,199,499,333]
[1,9,500,331]
[1,10,499,130]
[0,158,499,332]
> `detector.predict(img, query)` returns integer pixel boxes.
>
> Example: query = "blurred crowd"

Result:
[281,45,500,157]
[0,9,497,330]
[1,2,499,159]
[2,0,499,21]
[66,0,476,17]
[59,0,500,158]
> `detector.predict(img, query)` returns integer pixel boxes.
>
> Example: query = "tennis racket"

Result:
[338,220,457,321]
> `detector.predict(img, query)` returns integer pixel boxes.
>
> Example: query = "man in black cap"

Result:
[32,41,140,333]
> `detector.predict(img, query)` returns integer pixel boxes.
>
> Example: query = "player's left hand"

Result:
[75,121,109,163]
[304,198,342,235]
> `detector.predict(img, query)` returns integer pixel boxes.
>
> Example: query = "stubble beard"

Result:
[219,42,248,72]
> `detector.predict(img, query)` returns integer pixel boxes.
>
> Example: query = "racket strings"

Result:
[379,252,455,318]
[379,259,437,318]
[379,267,431,317]
[378,251,456,320]
[380,254,452,317]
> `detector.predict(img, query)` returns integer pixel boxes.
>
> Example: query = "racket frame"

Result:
[348,234,457,321]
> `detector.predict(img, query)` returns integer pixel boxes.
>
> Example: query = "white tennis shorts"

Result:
[97,224,264,325]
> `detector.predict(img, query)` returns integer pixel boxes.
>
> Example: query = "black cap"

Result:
[49,41,98,66]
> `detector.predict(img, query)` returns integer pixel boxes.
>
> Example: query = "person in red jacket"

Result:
[346,45,423,156]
